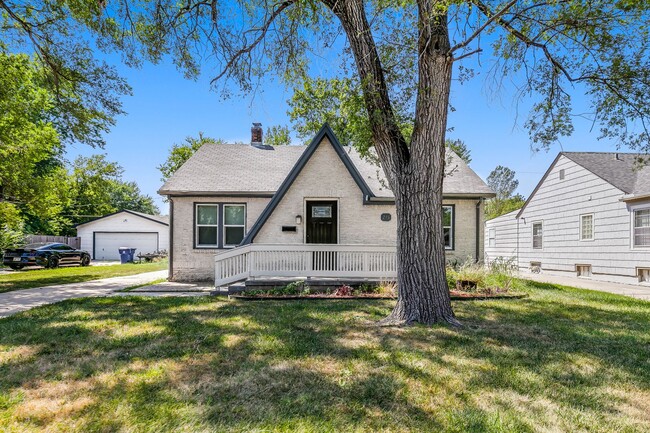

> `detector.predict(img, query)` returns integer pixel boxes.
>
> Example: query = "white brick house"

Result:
[485,152,650,285]
[159,124,495,282]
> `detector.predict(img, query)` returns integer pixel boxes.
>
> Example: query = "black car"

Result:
[3,243,91,270]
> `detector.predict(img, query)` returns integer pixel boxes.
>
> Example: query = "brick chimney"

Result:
[251,122,263,145]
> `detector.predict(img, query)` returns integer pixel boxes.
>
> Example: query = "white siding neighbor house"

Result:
[485,152,650,285]
[76,210,169,260]
[159,124,495,283]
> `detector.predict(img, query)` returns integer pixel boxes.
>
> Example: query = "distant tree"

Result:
[446,139,471,165]
[486,166,525,219]
[109,181,159,216]
[265,125,292,146]
[54,155,159,233]
[158,133,223,182]
[487,166,519,201]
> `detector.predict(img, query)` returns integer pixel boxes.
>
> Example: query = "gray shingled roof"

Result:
[562,152,650,195]
[159,144,306,195]
[159,142,494,198]
[346,147,495,197]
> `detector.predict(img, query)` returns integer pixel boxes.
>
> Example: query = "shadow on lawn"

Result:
[0,289,649,432]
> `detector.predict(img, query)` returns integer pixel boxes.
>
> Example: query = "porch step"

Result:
[210,283,246,296]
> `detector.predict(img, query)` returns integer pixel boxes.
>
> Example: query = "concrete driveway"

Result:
[519,272,650,301]
[0,270,168,318]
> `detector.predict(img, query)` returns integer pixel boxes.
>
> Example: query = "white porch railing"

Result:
[214,244,397,287]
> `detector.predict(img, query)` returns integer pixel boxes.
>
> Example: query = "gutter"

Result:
[169,198,174,281]
[475,198,483,263]
[620,193,650,203]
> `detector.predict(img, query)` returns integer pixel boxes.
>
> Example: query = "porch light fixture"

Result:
[295,215,303,225]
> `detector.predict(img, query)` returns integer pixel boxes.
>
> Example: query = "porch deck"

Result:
[214,244,397,287]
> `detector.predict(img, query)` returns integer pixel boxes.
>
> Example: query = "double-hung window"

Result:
[443,205,454,249]
[532,222,543,249]
[634,209,650,247]
[580,214,594,241]
[223,205,246,247]
[196,204,219,247]
[195,203,246,248]
[488,228,496,247]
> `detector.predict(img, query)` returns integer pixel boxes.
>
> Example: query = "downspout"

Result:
[475,198,482,263]
[169,197,174,281]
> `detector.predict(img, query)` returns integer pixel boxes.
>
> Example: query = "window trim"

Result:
[194,202,247,249]
[223,204,247,247]
[442,204,455,250]
[195,203,220,248]
[532,221,543,249]
[579,213,594,241]
[632,208,650,248]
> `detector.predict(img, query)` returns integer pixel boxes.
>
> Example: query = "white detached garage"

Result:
[76,210,169,260]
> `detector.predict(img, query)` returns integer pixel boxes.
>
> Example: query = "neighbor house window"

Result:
[195,203,247,248]
[488,228,496,247]
[634,209,650,247]
[443,205,454,249]
[196,204,219,247]
[576,264,592,277]
[638,268,650,283]
[223,205,246,246]
[580,214,594,241]
[559,169,565,180]
[532,222,543,249]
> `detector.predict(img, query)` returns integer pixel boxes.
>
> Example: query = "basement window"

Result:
[576,264,592,277]
[638,268,650,283]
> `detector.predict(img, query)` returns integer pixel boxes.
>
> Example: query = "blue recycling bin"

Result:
[118,247,137,264]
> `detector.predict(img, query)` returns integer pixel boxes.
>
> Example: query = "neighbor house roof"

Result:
[159,126,495,199]
[562,152,650,196]
[75,209,169,227]
[516,151,650,218]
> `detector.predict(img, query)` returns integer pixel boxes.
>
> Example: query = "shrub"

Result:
[454,260,489,292]
[334,284,353,296]
[376,280,397,297]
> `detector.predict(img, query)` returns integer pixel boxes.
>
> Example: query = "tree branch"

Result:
[449,0,517,56]
[210,0,294,85]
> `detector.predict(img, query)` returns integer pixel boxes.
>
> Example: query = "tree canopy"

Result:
[158,133,222,183]
[265,125,292,146]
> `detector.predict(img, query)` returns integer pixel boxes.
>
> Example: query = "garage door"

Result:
[94,232,159,260]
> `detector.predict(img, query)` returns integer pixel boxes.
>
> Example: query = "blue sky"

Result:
[65,50,620,215]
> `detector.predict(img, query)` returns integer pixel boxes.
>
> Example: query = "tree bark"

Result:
[326,0,457,326]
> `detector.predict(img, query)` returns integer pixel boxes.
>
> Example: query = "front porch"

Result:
[214,244,397,288]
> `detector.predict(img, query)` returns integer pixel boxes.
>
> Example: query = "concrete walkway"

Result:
[0,270,168,318]
[519,272,650,301]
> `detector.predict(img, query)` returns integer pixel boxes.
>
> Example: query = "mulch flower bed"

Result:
[230,291,527,301]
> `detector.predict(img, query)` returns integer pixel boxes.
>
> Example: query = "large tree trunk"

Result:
[327,0,457,326]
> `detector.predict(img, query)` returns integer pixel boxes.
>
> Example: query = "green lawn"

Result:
[0,261,168,293]
[1,281,649,432]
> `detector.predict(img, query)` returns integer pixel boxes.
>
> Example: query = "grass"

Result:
[0,280,649,432]
[0,260,168,294]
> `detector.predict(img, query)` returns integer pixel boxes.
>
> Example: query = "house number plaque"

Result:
[381,213,392,222]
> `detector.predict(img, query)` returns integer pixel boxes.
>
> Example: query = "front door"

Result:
[306,201,338,271]
[306,201,338,244]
